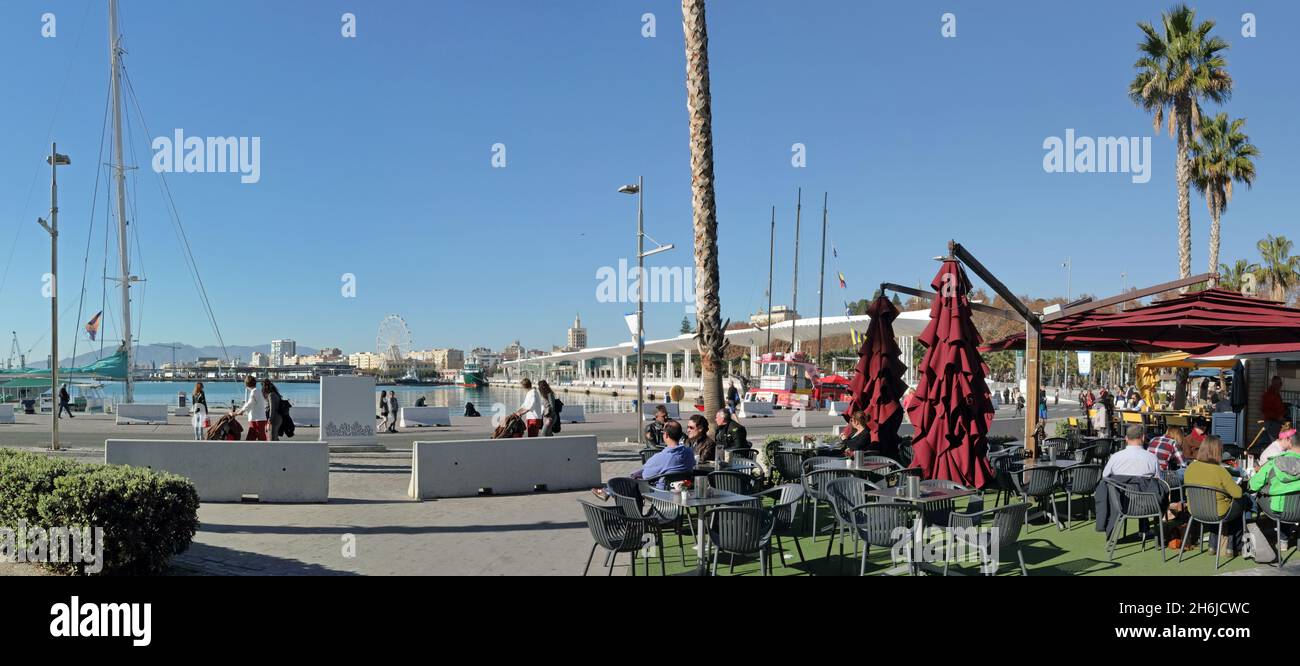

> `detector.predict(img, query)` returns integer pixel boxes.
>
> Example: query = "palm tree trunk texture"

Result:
[681,0,725,434]
[1175,102,1193,286]
[1207,206,1222,284]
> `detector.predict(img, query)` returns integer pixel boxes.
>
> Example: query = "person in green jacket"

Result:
[1248,431,1300,514]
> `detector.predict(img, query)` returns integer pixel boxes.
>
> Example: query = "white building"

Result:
[567,314,588,351]
[250,352,270,368]
[271,339,297,366]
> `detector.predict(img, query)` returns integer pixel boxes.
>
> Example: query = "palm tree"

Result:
[1217,258,1260,294]
[681,0,726,432]
[1192,113,1258,280]
[1129,4,1232,283]
[1256,235,1300,302]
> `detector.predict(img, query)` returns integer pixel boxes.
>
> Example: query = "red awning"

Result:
[983,289,1300,355]
[906,261,994,487]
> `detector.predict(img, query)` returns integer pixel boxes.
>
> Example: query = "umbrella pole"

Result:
[1025,323,1041,457]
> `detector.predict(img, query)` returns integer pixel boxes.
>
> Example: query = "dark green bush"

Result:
[0,450,199,575]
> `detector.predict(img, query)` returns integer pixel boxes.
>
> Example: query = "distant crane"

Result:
[159,342,183,370]
[7,332,26,370]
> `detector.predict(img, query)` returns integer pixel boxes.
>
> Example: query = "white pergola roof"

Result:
[503,309,932,366]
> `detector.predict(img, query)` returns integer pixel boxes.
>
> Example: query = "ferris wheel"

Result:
[377,315,412,363]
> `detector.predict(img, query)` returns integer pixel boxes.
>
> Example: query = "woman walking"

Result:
[539,380,558,437]
[191,382,209,440]
[234,375,268,441]
[378,390,390,432]
[514,378,544,437]
[264,379,284,441]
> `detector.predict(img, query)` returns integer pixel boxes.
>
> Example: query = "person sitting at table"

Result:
[840,410,878,455]
[1211,392,1233,413]
[1097,425,1165,537]
[591,420,694,500]
[645,404,669,447]
[1104,425,1160,479]
[1147,425,1187,483]
[685,414,716,462]
[1184,435,1248,554]
[1249,430,1300,546]
[714,409,749,452]
[1258,428,1298,466]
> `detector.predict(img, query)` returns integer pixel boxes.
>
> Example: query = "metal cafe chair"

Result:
[1179,484,1247,571]
[1103,477,1171,563]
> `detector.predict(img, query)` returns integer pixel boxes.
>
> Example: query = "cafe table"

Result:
[642,486,757,575]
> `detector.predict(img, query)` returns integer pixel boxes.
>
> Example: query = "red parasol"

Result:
[843,295,908,460]
[906,260,994,487]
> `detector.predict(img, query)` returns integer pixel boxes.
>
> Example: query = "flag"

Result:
[838,272,846,289]
[85,311,103,341]
[624,312,643,351]
[833,245,838,258]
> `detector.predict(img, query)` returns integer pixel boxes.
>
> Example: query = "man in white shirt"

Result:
[1103,425,1160,479]
[514,378,544,437]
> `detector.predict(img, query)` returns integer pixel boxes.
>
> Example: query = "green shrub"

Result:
[0,450,199,575]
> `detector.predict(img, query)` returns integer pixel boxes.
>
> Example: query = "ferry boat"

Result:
[745,352,820,409]
[456,361,487,388]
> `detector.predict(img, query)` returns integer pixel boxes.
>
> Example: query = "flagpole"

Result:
[816,193,827,378]
[791,187,802,352]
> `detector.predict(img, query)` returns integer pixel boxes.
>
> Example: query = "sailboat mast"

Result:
[766,206,774,353]
[816,193,827,370]
[109,0,133,403]
[791,187,801,351]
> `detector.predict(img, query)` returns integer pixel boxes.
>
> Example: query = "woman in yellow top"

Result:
[1182,436,1247,549]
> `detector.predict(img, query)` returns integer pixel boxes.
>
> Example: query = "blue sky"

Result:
[2,0,1296,361]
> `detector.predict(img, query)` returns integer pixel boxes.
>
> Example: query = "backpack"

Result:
[552,397,563,415]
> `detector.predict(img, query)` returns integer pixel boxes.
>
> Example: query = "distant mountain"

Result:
[39,343,320,369]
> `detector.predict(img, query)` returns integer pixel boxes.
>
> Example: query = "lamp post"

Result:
[38,144,70,451]
[619,178,673,442]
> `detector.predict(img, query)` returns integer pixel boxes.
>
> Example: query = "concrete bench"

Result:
[104,439,330,503]
[399,406,451,427]
[561,404,586,423]
[290,405,320,427]
[827,401,850,417]
[408,435,600,499]
[115,404,170,425]
[641,403,680,421]
[0,404,13,424]
[738,400,774,418]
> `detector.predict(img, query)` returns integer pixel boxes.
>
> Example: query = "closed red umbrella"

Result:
[843,296,907,459]
[906,260,994,487]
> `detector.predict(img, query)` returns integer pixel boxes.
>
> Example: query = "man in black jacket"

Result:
[714,409,748,452]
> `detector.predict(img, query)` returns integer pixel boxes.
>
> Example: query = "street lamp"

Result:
[39,145,70,451]
[619,177,674,443]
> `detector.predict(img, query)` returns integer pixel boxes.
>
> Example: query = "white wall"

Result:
[104,439,330,503]
[320,376,377,446]
[409,435,600,499]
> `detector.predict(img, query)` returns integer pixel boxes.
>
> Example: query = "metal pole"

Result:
[816,193,827,373]
[636,176,644,441]
[791,187,801,350]
[1065,256,1072,303]
[110,0,133,404]
[48,144,61,451]
[766,206,774,353]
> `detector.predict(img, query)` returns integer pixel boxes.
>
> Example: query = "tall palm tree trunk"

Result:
[1207,205,1222,284]
[681,0,725,434]
[1175,102,1194,286]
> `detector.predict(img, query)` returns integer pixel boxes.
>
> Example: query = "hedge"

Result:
[0,449,199,575]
